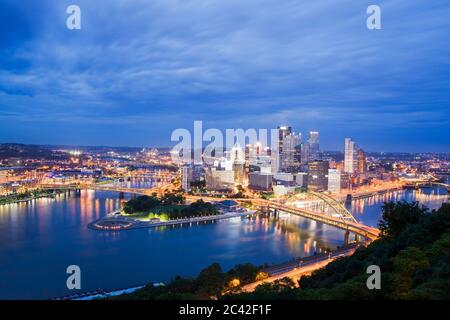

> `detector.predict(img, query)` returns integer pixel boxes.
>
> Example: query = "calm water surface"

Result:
[0,190,344,299]
[349,187,448,227]
[0,182,448,299]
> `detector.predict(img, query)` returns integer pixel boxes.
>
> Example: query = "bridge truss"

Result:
[283,191,359,224]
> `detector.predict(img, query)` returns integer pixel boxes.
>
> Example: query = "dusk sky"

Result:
[1,0,449,152]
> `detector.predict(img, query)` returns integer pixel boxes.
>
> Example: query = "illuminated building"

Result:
[7,157,22,166]
[280,133,301,173]
[357,149,367,174]
[273,172,295,181]
[327,169,341,193]
[0,169,8,183]
[233,162,245,186]
[294,172,308,188]
[300,142,310,165]
[272,126,292,173]
[273,184,296,196]
[340,172,350,190]
[181,164,205,191]
[245,142,263,163]
[278,126,292,150]
[229,144,246,186]
[307,160,329,192]
[248,172,272,191]
[344,138,356,174]
[229,143,245,163]
[308,131,320,160]
[181,165,192,191]
[205,167,234,191]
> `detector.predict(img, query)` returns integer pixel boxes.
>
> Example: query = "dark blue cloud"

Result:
[0,0,449,151]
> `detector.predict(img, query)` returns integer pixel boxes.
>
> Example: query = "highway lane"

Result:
[240,246,358,292]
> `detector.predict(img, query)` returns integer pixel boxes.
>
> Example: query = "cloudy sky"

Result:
[1,0,449,151]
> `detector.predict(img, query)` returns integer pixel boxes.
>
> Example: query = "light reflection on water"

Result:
[112,177,158,189]
[349,187,448,227]
[0,190,344,299]
[0,184,447,299]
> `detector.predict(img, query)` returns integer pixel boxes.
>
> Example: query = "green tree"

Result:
[123,195,161,214]
[379,201,427,238]
[161,192,185,206]
[391,247,430,299]
[228,263,260,284]
[195,263,228,299]
[426,232,450,262]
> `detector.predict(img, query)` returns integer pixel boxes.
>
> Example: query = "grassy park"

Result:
[120,193,218,221]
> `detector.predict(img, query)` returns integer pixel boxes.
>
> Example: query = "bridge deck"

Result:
[37,186,380,241]
[186,195,380,241]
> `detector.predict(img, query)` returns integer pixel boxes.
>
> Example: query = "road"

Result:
[240,246,358,292]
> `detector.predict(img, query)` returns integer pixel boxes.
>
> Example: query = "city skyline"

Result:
[2,139,450,155]
[1,1,450,152]
[2,0,450,305]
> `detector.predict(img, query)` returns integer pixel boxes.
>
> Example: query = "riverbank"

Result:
[53,284,149,300]
[88,209,257,231]
[240,244,360,292]
[0,189,65,206]
[0,189,352,299]
[56,245,359,300]
[333,185,404,202]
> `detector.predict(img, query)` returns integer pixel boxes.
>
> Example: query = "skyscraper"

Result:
[308,131,320,160]
[280,132,301,172]
[272,126,292,174]
[229,143,245,186]
[344,138,356,174]
[181,165,192,191]
[300,142,310,165]
[180,164,204,191]
[278,126,292,150]
[245,142,263,163]
[229,143,244,163]
[327,169,341,193]
[307,160,329,192]
[357,148,367,174]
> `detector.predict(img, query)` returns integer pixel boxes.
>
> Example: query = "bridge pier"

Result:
[345,194,352,205]
[344,231,362,244]
[344,230,350,245]
[259,206,270,214]
[272,209,278,217]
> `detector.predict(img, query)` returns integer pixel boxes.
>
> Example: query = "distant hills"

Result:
[0,143,63,160]
[0,143,172,160]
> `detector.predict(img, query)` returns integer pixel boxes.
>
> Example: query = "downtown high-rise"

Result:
[308,131,320,160]
[344,138,356,174]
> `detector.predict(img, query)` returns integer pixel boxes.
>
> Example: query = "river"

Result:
[0,183,448,299]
